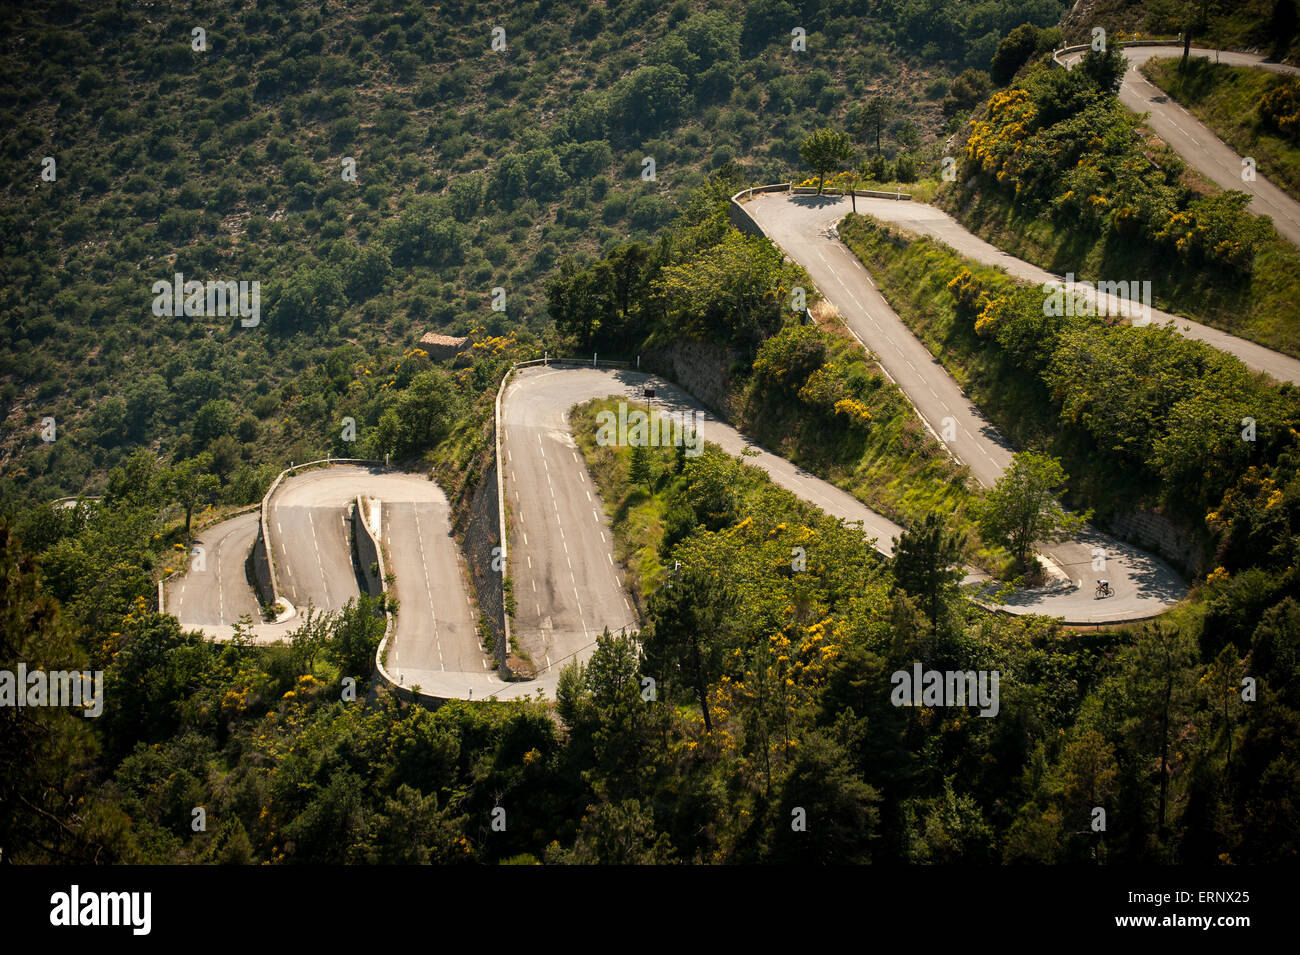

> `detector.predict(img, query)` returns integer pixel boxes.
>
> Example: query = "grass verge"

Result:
[1143,57,1300,204]
[570,399,671,607]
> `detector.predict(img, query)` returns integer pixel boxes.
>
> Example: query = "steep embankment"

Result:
[938,57,1300,358]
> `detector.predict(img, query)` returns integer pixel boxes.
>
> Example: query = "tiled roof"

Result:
[419,333,469,347]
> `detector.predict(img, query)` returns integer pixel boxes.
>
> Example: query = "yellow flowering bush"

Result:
[834,397,873,426]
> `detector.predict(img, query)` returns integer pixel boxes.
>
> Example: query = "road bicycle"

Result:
[1095,581,1113,599]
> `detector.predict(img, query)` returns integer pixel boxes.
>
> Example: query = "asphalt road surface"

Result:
[168,348,1187,701]
[167,468,489,694]
[270,470,359,617]
[269,467,490,694]
[381,497,489,695]
[502,367,642,683]
[751,194,1016,488]
[745,194,1186,622]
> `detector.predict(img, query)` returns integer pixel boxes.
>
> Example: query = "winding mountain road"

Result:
[269,470,359,617]
[167,354,1187,705]
[500,367,641,684]
[745,192,1186,621]
[1059,44,1300,249]
[162,43,1300,702]
[167,468,489,696]
[506,365,1183,625]
[164,510,262,628]
[376,499,492,698]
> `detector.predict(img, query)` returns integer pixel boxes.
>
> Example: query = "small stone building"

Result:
[418,332,469,362]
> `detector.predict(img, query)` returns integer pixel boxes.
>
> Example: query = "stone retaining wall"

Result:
[642,339,742,417]
[1106,508,1210,578]
[464,457,507,668]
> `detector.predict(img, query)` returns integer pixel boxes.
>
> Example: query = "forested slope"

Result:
[0,0,1069,505]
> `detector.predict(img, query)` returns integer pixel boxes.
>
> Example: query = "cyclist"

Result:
[1096,578,1111,597]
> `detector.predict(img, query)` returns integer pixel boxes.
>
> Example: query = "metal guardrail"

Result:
[193,502,260,534]
[552,355,635,368]
[731,182,913,201]
[791,185,912,200]
[1051,38,1185,69]
[48,495,103,507]
[731,182,795,202]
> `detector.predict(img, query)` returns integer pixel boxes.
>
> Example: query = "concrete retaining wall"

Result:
[357,499,402,701]
[251,526,275,607]
[256,457,383,611]
[254,468,290,609]
[353,495,384,598]
[728,184,781,236]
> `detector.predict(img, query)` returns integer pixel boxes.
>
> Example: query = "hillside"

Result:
[935,47,1300,356]
[3,0,1300,884]
[0,0,1072,506]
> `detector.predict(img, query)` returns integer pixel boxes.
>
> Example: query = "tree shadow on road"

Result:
[791,194,848,209]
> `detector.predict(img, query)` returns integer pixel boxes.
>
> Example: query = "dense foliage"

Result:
[7,0,1299,868]
[942,54,1300,356]
[1144,57,1300,204]
[841,213,1300,533]
[566,407,1300,863]
[964,57,1265,274]
[546,177,813,355]
[550,191,982,555]
[1,0,1070,504]
[1060,0,1300,62]
[7,335,1299,863]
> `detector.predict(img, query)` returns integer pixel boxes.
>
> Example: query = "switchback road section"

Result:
[745,193,1186,623]
[1059,44,1300,250]
[505,365,1183,627]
